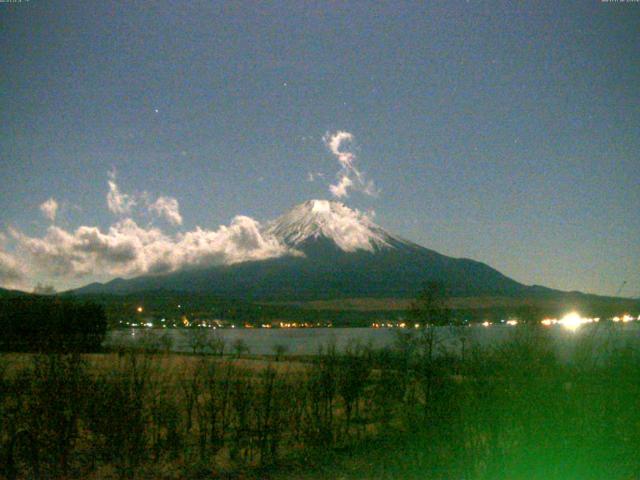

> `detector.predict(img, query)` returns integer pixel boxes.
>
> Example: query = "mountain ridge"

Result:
[70,199,636,308]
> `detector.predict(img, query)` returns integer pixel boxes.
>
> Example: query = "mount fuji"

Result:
[74,200,533,300]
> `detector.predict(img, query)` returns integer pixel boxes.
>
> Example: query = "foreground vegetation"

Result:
[1,325,639,479]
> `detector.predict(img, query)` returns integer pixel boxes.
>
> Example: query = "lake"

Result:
[106,322,640,361]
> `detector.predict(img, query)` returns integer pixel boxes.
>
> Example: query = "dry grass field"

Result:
[2,327,640,479]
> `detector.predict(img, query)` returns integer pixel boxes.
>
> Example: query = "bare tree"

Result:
[232,339,250,358]
[272,343,289,361]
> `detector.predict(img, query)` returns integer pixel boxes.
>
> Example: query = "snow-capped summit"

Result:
[266,200,396,253]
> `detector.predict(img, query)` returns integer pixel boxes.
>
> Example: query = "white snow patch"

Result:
[267,200,396,253]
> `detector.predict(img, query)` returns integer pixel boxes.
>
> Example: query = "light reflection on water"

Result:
[106,323,640,361]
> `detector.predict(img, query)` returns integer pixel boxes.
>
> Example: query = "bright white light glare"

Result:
[541,312,601,330]
[506,320,518,326]
[482,321,491,327]
[556,312,599,331]
[559,312,583,331]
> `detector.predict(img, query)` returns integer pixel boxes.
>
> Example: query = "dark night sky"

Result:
[1,1,638,296]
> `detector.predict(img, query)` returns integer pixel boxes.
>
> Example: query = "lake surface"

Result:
[106,323,640,361]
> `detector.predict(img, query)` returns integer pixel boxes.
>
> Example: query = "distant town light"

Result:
[136,306,143,313]
[559,312,582,331]
[555,312,599,331]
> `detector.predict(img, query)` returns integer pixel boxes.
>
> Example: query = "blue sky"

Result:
[1,1,638,296]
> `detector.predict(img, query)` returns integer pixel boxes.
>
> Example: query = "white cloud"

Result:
[325,131,356,169]
[11,215,293,280]
[149,196,183,226]
[307,172,325,182]
[10,170,293,281]
[6,153,379,288]
[323,131,378,198]
[0,245,26,290]
[107,170,136,215]
[329,175,353,198]
[106,171,183,226]
[39,198,59,222]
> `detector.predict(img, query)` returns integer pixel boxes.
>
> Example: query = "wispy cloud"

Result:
[39,198,59,222]
[325,131,357,170]
[148,196,183,226]
[107,170,184,227]
[329,175,353,198]
[107,169,136,215]
[323,131,378,198]
[307,172,325,182]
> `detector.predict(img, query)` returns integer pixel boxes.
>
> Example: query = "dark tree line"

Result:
[0,296,107,352]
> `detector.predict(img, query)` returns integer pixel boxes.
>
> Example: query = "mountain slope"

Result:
[0,287,27,298]
[74,199,533,300]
